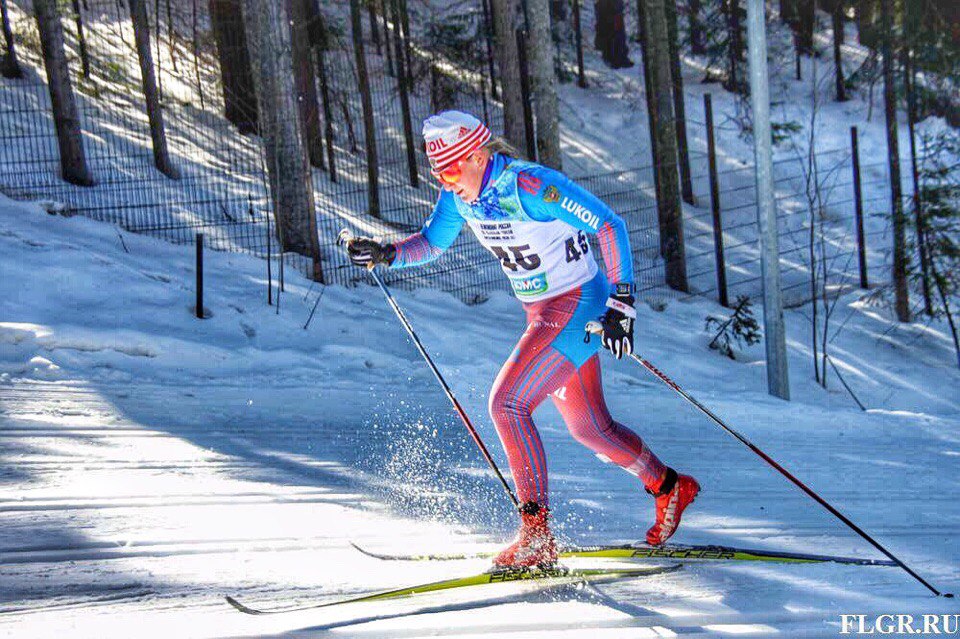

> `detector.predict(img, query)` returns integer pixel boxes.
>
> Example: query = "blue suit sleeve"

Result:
[391,190,465,269]
[516,166,635,286]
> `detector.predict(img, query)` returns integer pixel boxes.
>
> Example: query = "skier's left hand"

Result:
[600,292,636,359]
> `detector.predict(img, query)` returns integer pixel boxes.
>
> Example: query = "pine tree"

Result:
[705,295,761,359]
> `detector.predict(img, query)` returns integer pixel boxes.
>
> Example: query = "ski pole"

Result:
[338,230,521,511]
[585,321,953,598]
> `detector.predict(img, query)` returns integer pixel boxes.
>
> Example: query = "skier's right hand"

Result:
[346,236,396,268]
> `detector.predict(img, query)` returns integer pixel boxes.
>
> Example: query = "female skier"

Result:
[346,111,699,569]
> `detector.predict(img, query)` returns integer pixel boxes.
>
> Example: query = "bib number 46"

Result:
[491,244,541,272]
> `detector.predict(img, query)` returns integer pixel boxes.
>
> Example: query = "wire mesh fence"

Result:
[0,0,902,310]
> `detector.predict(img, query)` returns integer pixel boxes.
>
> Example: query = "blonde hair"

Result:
[482,136,526,161]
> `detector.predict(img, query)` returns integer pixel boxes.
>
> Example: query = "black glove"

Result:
[600,291,635,359]
[346,236,396,267]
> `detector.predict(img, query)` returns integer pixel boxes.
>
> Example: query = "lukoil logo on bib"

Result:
[510,273,549,297]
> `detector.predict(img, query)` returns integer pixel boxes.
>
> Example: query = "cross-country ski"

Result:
[225,564,683,615]
[350,541,899,566]
[2,0,959,636]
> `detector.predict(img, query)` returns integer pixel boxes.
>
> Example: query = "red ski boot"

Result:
[646,468,700,546]
[493,502,558,569]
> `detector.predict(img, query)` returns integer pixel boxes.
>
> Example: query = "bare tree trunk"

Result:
[165,0,176,73]
[210,0,258,133]
[288,0,324,168]
[856,0,879,48]
[2,0,23,78]
[243,0,322,280]
[367,0,380,54]
[832,0,846,101]
[688,0,705,54]
[398,0,412,77]
[667,0,694,204]
[33,0,93,185]
[796,0,814,54]
[643,0,687,291]
[481,0,498,97]
[490,0,527,152]
[70,0,90,78]
[349,0,380,217]
[191,0,205,110]
[308,5,337,182]
[636,0,663,208]
[726,0,745,91]
[526,0,561,169]
[389,0,418,186]
[153,0,163,100]
[780,0,796,24]
[903,47,933,316]
[380,0,394,76]
[129,0,178,178]
[880,0,909,322]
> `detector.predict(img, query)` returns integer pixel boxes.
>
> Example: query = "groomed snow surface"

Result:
[1,194,958,637]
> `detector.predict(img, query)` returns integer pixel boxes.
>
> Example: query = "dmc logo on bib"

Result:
[560,197,600,230]
[510,273,549,297]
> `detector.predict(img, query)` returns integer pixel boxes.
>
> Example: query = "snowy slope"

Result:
[1,195,958,638]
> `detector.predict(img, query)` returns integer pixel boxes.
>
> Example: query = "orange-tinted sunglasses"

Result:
[431,153,474,185]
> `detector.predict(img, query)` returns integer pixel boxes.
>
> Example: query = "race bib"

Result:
[468,218,597,301]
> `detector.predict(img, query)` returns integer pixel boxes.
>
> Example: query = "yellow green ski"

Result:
[351,541,897,566]
[225,563,682,615]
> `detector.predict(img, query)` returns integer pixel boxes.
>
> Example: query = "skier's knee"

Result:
[489,383,528,424]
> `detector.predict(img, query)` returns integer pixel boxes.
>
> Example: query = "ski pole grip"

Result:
[338,228,380,271]
[337,228,354,247]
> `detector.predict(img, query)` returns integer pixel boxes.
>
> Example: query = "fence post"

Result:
[850,126,868,289]
[265,208,273,306]
[704,94,729,307]
[196,232,205,319]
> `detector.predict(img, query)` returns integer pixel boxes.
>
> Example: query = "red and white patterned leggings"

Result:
[488,281,667,507]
